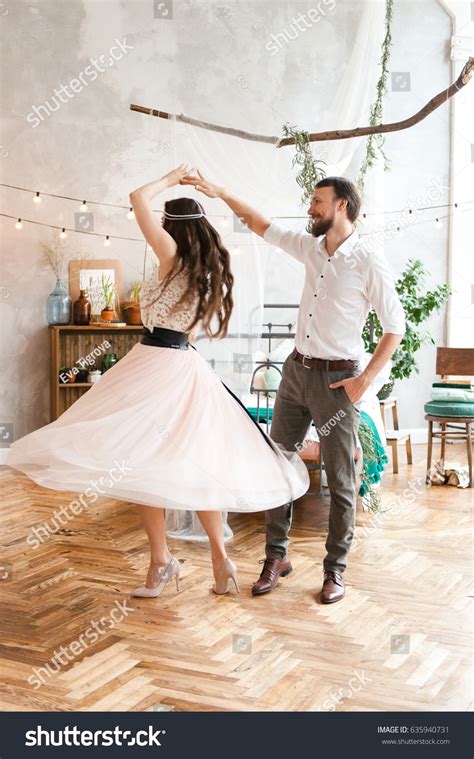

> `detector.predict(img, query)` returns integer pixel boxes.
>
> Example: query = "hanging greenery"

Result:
[282,123,327,230]
[357,0,394,195]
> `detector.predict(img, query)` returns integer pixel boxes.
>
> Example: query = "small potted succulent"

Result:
[121,281,142,325]
[100,273,117,322]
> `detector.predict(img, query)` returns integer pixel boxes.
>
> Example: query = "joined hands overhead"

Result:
[180,168,224,199]
[160,163,195,187]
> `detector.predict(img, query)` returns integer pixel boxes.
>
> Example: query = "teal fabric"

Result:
[431,388,474,403]
[246,406,387,498]
[424,400,474,418]
[247,407,274,424]
[358,410,388,497]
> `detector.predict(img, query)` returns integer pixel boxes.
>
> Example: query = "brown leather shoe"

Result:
[320,569,345,604]
[251,557,293,596]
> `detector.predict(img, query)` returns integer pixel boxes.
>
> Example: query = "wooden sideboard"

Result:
[49,325,143,421]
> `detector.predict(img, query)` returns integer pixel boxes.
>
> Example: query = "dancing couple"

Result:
[8,164,404,604]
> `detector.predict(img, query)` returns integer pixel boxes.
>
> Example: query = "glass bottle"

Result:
[46,278,72,325]
[73,289,91,325]
[101,353,118,372]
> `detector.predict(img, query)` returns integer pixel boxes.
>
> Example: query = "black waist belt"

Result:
[140,326,275,452]
[140,326,189,349]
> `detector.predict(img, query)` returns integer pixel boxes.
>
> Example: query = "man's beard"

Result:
[311,215,334,237]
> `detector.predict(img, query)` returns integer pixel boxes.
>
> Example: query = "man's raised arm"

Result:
[181,170,271,237]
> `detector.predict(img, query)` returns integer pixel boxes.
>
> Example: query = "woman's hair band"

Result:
[163,211,205,220]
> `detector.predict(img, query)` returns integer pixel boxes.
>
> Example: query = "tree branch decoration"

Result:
[129,105,279,145]
[357,0,394,194]
[130,57,473,146]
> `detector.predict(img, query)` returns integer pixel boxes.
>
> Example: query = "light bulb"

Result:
[104,235,111,246]
[435,218,442,229]
[80,200,88,211]
[221,217,230,229]
[59,228,67,239]
[15,218,23,229]
[126,207,134,220]
[33,192,41,204]
[232,246,241,255]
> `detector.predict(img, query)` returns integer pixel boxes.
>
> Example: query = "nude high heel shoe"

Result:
[212,558,240,595]
[131,556,180,598]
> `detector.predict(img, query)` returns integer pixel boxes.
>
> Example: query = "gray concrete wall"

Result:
[0,0,451,440]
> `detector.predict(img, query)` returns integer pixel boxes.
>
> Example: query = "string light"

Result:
[33,192,41,204]
[0,213,144,242]
[2,204,471,245]
[0,183,472,219]
[126,207,134,219]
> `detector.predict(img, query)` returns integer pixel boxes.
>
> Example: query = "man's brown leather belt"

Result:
[292,348,359,371]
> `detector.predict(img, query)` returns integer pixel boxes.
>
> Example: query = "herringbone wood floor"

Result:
[0,444,472,712]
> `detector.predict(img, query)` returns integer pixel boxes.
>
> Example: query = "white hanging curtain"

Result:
[151,0,386,539]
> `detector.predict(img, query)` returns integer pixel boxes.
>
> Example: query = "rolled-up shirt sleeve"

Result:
[263,221,312,263]
[365,253,406,335]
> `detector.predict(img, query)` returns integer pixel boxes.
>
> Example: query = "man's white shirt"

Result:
[263,222,405,361]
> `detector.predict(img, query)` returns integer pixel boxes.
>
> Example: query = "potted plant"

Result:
[121,281,142,325]
[363,258,451,399]
[100,273,117,322]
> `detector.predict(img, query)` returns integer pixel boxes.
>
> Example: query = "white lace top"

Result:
[139,262,199,333]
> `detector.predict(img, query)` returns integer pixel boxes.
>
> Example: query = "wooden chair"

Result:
[386,431,413,474]
[425,348,474,487]
[379,396,399,430]
[379,397,412,474]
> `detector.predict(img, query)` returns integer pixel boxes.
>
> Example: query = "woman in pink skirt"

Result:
[7,165,309,598]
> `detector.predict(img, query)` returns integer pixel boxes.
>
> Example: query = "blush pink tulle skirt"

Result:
[7,343,309,512]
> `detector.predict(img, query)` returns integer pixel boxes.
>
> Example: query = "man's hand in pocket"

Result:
[329,372,370,405]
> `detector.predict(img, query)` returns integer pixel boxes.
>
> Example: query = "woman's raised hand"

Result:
[162,164,195,187]
[180,169,223,199]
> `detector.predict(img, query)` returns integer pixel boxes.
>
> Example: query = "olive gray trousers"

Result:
[266,352,361,573]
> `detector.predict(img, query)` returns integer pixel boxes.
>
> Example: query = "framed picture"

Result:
[69,259,123,319]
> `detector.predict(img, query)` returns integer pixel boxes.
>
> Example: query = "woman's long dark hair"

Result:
[154,197,234,339]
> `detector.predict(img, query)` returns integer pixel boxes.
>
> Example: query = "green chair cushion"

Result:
[424,401,474,417]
